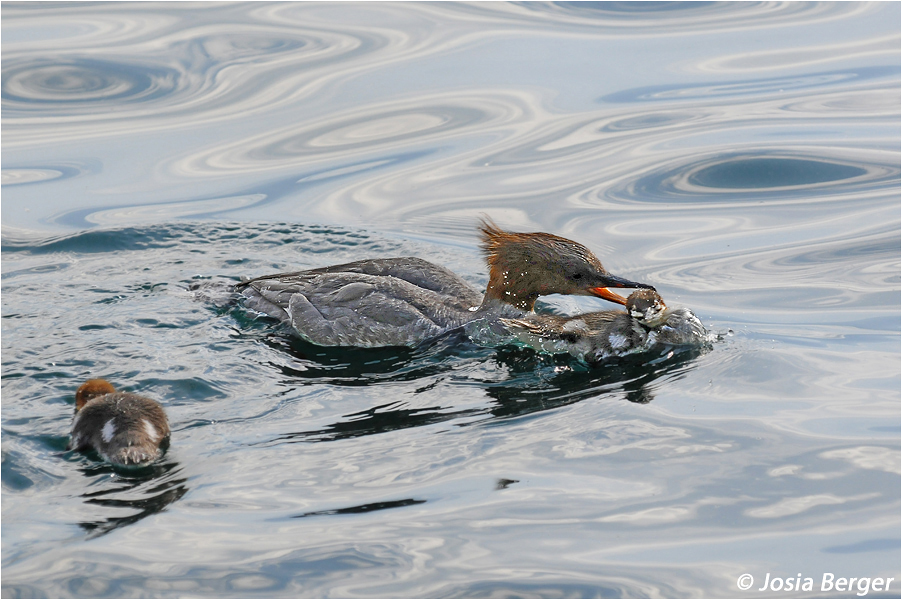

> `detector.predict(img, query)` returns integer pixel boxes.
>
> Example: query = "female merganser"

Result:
[67,379,170,467]
[501,289,709,362]
[237,220,655,347]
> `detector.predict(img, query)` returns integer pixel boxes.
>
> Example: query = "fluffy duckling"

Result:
[67,379,170,467]
[502,289,708,362]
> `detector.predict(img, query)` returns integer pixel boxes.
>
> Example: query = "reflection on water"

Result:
[2,1,899,597]
[246,312,711,445]
[600,66,898,103]
[292,498,426,519]
[687,156,867,189]
[2,58,181,111]
[1,161,100,188]
[2,208,898,594]
[612,150,898,205]
[77,460,188,538]
[486,344,709,409]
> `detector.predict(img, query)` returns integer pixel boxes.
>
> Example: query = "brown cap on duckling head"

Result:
[75,379,116,411]
[478,217,655,311]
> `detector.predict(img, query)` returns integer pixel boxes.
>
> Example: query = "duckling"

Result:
[502,289,708,362]
[67,379,170,467]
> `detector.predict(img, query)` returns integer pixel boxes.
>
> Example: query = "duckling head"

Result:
[627,289,668,328]
[75,379,116,411]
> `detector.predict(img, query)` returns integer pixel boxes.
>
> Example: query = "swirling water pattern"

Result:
[2,2,899,597]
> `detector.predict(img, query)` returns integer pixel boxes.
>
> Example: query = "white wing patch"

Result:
[608,333,630,350]
[143,419,159,441]
[101,419,117,443]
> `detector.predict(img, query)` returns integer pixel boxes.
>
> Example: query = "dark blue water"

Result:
[2,3,899,597]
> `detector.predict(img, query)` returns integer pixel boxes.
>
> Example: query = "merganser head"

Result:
[626,289,668,328]
[75,378,116,411]
[479,218,655,311]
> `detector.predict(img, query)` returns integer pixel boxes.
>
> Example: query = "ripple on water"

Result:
[1,58,181,115]
[82,194,268,226]
[599,111,703,133]
[2,18,389,144]
[181,91,530,174]
[1,216,897,596]
[197,32,308,61]
[0,5,180,48]
[602,150,900,206]
[508,0,847,33]
[688,156,867,190]
[260,106,484,158]
[600,66,898,104]
[1,169,65,186]
[1,161,100,187]
[1,2,899,596]
[336,63,896,228]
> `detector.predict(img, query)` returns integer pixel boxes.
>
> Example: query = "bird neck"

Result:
[481,266,539,311]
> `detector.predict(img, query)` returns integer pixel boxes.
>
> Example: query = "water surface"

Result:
[2,2,899,598]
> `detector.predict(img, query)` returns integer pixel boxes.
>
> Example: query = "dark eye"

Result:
[570,273,582,281]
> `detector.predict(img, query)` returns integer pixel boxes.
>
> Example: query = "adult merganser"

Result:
[237,219,655,347]
[501,289,709,362]
[67,379,170,467]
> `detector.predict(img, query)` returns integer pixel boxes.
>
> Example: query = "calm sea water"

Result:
[2,2,899,598]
